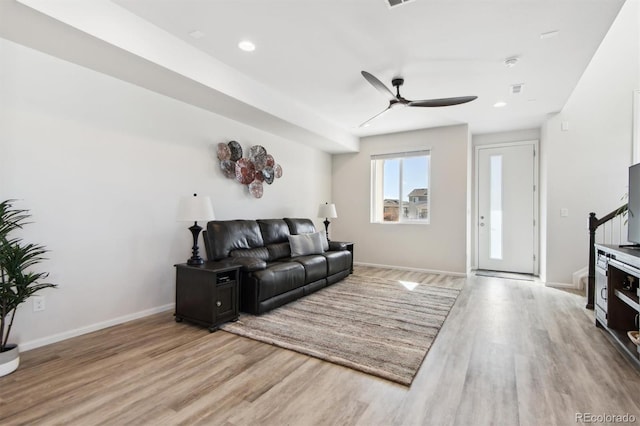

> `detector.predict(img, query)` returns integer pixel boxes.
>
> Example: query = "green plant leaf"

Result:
[0,200,56,352]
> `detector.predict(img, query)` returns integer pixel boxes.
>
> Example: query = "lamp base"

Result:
[187,222,205,266]
[187,257,205,266]
[323,218,331,241]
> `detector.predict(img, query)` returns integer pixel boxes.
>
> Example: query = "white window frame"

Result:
[370,150,431,224]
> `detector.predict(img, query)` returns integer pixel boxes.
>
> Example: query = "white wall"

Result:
[0,38,332,349]
[473,129,541,147]
[331,125,470,274]
[541,0,640,285]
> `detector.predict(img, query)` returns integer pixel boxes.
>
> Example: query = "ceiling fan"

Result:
[359,70,477,127]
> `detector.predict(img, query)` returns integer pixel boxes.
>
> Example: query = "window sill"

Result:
[370,221,430,225]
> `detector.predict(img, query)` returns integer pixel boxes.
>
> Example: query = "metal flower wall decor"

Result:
[217,140,283,198]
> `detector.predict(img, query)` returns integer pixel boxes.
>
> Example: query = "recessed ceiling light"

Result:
[540,30,559,39]
[238,40,256,52]
[494,101,507,108]
[188,30,205,39]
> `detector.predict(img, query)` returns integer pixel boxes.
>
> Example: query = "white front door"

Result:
[477,142,537,274]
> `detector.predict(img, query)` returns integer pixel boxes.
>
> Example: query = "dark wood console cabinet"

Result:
[594,244,640,368]
[174,262,240,332]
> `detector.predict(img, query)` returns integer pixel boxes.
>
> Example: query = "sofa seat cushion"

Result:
[253,262,305,301]
[322,250,352,276]
[289,255,327,284]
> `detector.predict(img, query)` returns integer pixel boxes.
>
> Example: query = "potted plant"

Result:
[0,200,55,376]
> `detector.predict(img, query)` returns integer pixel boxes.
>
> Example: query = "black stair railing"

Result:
[587,204,628,309]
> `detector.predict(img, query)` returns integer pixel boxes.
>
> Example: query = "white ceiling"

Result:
[112,0,625,136]
[3,0,627,151]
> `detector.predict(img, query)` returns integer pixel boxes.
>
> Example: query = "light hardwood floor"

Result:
[1,266,639,425]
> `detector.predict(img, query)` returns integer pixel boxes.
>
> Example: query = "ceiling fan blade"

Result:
[359,106,392,128]
[361,71,397,102]
[408,96,478,107]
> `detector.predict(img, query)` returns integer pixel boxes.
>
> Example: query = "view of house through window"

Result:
[371,150,430,223]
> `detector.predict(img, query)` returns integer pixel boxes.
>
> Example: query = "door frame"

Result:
[474,140,539,275]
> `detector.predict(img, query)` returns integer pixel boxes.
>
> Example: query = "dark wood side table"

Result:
[174,262,240,332]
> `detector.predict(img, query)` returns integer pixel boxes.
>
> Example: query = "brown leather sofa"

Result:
[203,218,352,314]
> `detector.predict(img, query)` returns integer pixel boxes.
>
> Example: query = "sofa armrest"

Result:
[329,241,349,251]
[230,257,267,272]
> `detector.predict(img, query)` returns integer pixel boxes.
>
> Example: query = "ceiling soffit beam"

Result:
[3,0,358,153]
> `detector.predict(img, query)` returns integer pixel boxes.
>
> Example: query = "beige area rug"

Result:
[220,272,463,386]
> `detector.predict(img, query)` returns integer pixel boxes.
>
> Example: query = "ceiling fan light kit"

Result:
[359,70,477,127]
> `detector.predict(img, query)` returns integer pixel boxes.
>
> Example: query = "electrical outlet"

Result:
[33,295,45,312]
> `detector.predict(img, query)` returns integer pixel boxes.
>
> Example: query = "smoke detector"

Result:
[510,83,525,95]
[504,57,519,68]
[385,0,415,9]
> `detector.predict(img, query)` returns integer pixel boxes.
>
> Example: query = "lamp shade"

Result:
[318,203,337,219]
[177,194,215,222]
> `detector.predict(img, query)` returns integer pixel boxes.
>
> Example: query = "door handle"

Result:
[601,287,607,301]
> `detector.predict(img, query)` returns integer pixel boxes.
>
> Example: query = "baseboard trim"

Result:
[545,281,577,289]
[354,261,467,277]
[19,303,175,352]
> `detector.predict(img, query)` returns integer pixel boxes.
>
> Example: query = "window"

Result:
[489,154,503,259]
[371,150,430,223]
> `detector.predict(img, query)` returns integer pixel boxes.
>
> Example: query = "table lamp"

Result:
[177,193,215,265]
[317,202,338,241]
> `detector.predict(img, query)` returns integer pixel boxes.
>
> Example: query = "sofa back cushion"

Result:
[205,220,264,260]
[284,218,317,235]
[257,219,290,245]
[267,242,291,261]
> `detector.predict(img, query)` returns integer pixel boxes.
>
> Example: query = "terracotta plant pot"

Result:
[0,344,20,377]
